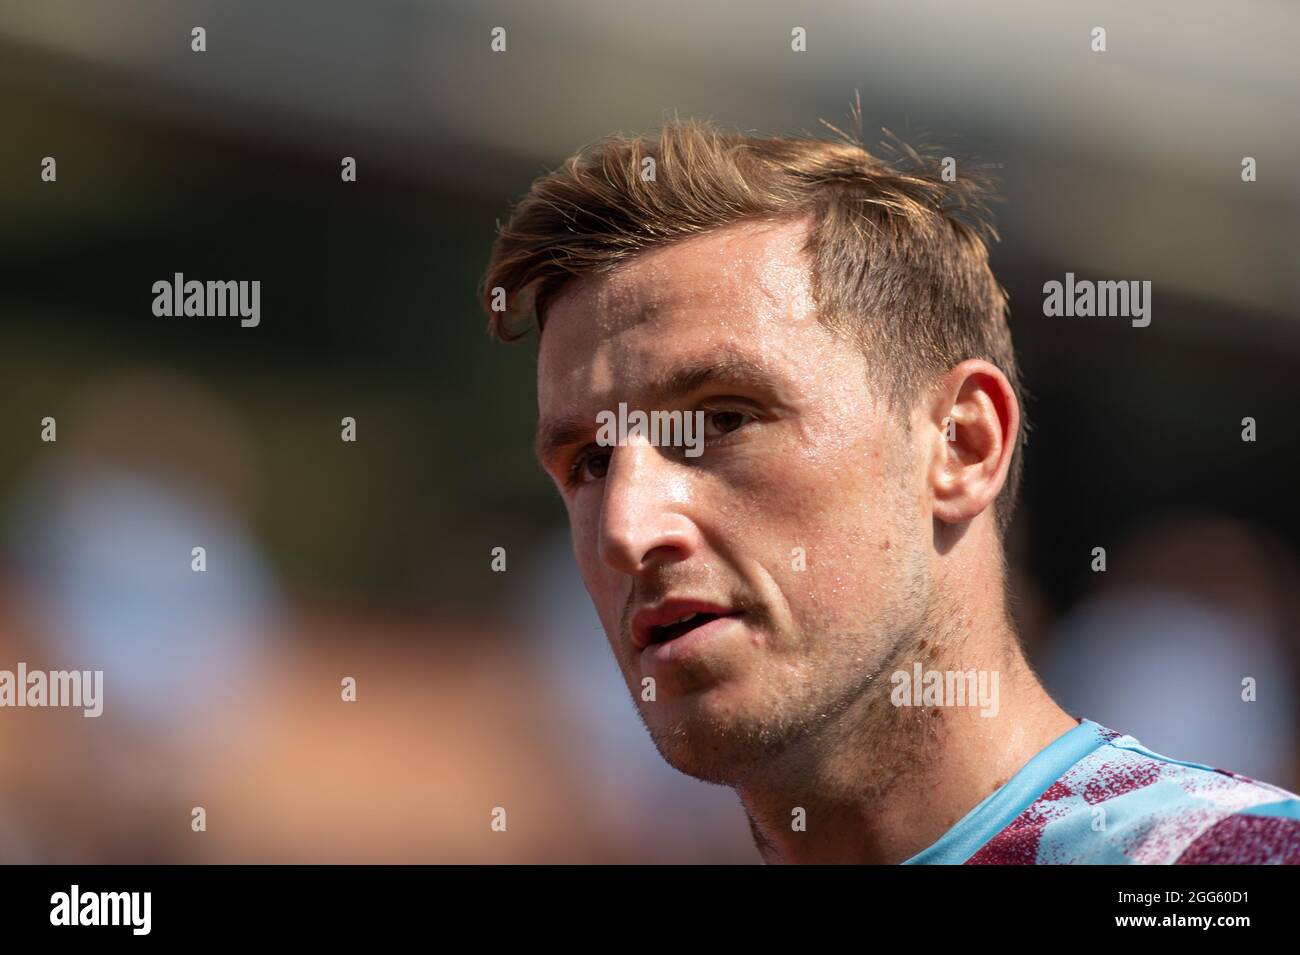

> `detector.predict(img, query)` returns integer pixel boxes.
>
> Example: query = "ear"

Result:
[923,359,1019,526]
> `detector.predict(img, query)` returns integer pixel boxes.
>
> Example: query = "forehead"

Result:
[536,216,827,409]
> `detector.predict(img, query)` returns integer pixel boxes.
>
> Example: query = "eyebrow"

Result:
[534,352,781,468]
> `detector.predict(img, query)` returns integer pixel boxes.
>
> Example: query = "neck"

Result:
[735,618,1077,865]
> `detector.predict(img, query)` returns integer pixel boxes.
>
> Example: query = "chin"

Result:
[638,693,773,786]
[648,729,746,786]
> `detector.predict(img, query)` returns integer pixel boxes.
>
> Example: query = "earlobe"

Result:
[928,361,1016,527]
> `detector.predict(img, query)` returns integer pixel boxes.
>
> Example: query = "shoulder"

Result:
[970,725,1300,864]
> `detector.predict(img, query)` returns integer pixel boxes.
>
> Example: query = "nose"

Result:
[596,438,699,575]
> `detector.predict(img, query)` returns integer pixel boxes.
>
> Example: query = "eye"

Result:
[702,409,754,438]
[564,408,756,488]
[567,446,610,487]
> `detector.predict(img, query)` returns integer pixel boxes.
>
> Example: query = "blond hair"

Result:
[480,111,1027,537]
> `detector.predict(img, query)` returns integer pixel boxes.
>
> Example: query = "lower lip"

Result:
[639,614,744,667]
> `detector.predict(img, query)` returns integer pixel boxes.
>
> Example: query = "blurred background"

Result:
[0,0,1297,862]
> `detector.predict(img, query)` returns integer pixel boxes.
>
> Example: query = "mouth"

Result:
[649,611,725,644]
[632,599,740,650]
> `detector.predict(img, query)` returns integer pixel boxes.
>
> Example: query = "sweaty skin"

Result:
[535,214,1076,864]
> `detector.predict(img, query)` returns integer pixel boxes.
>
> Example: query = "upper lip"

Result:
[631,598,739,650]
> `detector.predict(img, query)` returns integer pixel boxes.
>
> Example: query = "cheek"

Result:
[566,498,598,571]
[566,497,619,606]
[726,425,898,544]
[721,430,910,619]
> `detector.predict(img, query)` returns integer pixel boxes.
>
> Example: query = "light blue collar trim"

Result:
[900,718,1108,865]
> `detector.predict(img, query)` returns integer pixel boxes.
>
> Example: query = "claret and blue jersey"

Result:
[904,718,1300,864]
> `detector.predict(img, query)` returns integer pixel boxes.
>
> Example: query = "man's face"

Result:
[536,216,935,785]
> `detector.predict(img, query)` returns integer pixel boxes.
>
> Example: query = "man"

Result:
[479,117,1300,864]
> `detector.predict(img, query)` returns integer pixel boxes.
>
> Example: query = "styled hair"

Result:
[479,109,1028,537]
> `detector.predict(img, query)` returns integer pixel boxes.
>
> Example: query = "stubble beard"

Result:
[636,529,941,795]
